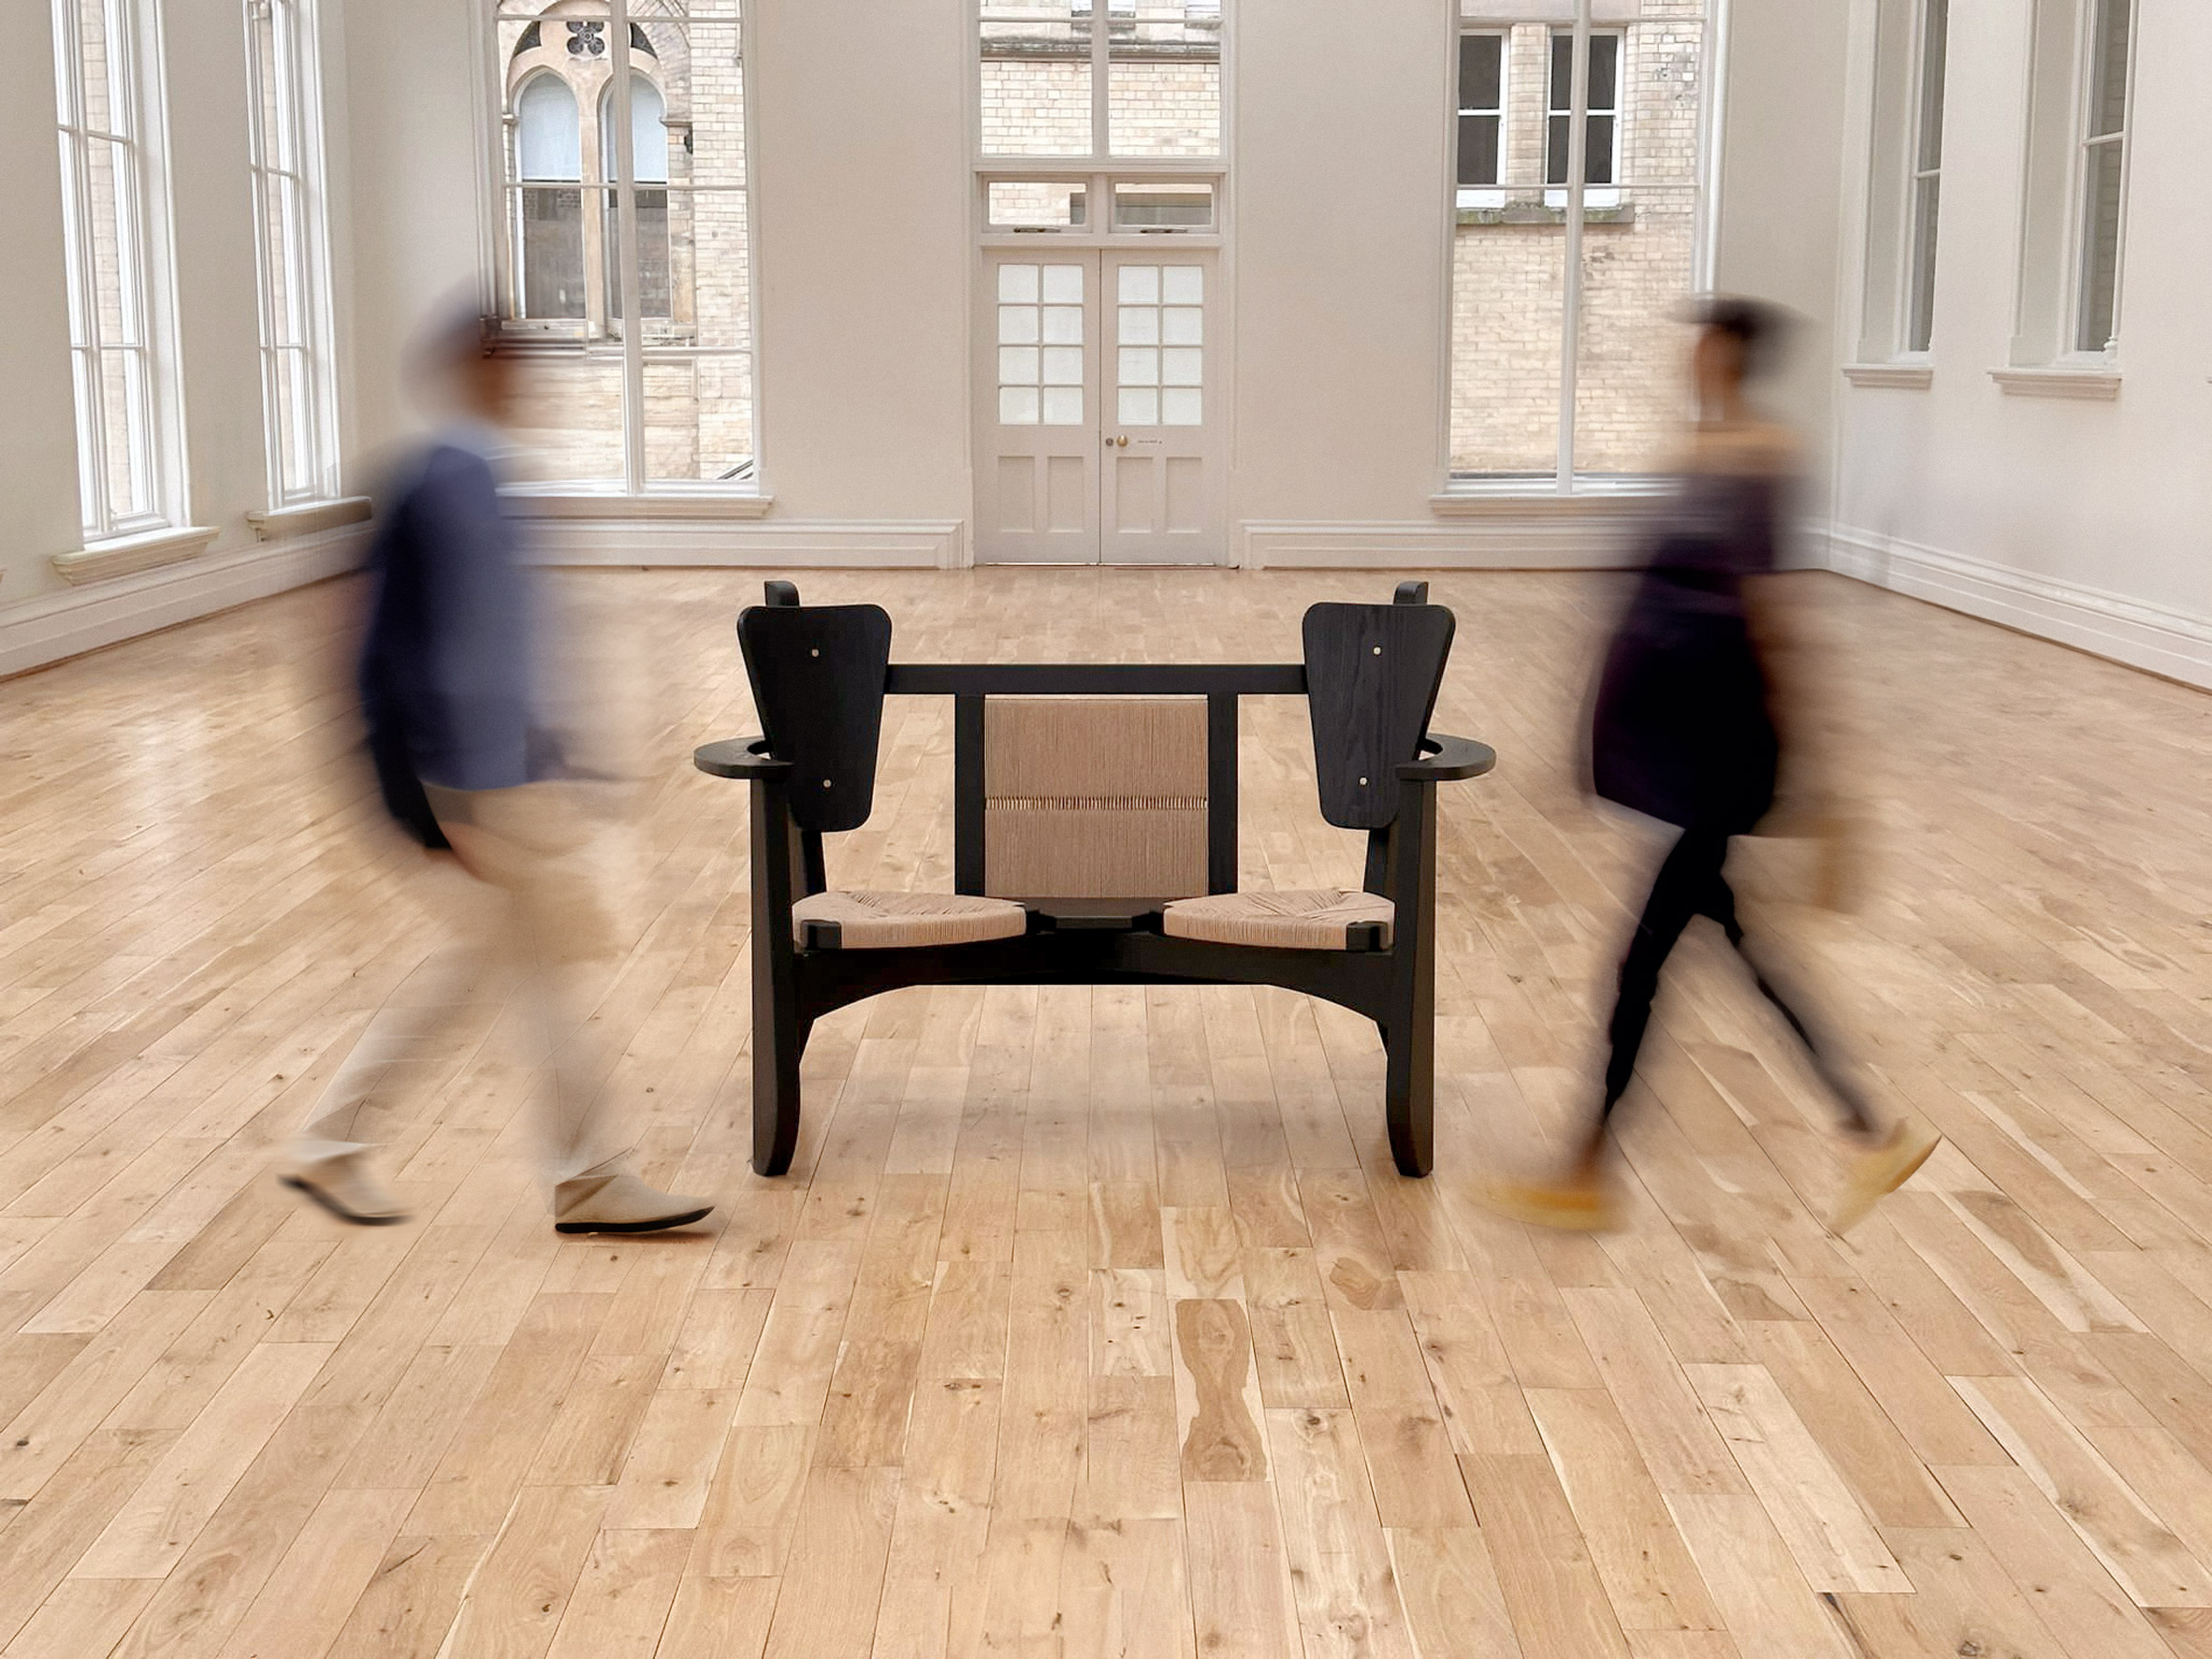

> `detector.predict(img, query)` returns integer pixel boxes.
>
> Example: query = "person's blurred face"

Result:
[456,349,522,428]
[1692,325,1745,409]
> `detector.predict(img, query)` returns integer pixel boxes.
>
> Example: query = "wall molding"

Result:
[1244,512,1650,570]
[1825,524,2212,691]
[1840,362,1934,389]
[525,517,965,569]
[1,527,365,680]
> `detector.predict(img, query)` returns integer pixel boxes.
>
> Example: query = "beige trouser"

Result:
[293,782,631,1185]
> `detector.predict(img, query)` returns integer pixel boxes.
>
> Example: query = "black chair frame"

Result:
[696,581,1493,1181]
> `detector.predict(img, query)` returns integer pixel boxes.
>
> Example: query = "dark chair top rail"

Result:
[884,662,1308,697]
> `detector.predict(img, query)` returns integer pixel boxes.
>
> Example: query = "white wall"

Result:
[1826,0,2212,686]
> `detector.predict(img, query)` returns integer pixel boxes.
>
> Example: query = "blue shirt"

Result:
[357,429,538,793]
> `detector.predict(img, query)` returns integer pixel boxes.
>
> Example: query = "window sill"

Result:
[504,488,776,520]
[51,525,221,586]
[246,497,372,540]
[1990,367,2121,400]
[1431,482,1667,517]
[1841,362,1934,389]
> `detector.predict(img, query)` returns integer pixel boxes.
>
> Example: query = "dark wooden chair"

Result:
[695,578,1494,1180]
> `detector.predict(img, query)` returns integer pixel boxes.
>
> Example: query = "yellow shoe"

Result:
[1477,1176,1620,1233]
[1831,1121,1941,1235]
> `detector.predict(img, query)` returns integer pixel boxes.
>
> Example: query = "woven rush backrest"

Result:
[982,698,1209,898]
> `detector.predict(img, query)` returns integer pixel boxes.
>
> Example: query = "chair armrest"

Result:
[693,736,793,780]
[1397,733,1495,782]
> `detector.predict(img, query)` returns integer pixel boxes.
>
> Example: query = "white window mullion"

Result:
[1556,0,1591,493]
[608,0,646,494]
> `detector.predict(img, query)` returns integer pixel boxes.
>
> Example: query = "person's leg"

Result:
[1573,827,1730,1175]
[285,857,506,1222]
[1700,864,1880,1140]
[1703,853,1940,1230]
[458,784,713,1233]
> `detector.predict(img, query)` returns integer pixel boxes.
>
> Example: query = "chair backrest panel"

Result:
[737,601,893,833]
[982,697,1209,898]
[1302,602,1456,831]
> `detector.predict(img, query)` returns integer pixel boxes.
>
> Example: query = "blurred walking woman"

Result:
[1491,298,1936,1234]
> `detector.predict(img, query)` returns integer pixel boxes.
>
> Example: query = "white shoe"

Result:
[282,1151,409,1226]
[1831,1120,1941,1235]
[552,1171,714,1235]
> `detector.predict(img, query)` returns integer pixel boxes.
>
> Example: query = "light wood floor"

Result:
[0,566,2209,1658]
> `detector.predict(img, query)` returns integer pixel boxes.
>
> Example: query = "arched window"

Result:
[601,75,671,319]
[515,73,584,318]
[517,72,581,182]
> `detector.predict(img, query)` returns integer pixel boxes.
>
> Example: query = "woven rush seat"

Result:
[1162,889,1394,951]
[793,891,1026,950]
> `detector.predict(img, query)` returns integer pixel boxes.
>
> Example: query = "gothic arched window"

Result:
[516,74,585,318]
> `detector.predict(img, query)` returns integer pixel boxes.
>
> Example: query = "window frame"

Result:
[2072,0,2133,357]
[244,0,343,510]
[481,0,766,498]
[1441,8,1724,497]
[1456,29,1506,209]
[52,0,187,542]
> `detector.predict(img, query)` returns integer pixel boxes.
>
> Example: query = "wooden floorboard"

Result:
[0,564,2207,1656]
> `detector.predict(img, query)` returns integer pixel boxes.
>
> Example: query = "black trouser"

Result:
[1600,827,1875,1135]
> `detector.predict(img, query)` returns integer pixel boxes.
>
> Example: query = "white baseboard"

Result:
[0,528,365,680]
[1242,513,1649,570]
[1825,524,2212,690]
[527,518,965,569]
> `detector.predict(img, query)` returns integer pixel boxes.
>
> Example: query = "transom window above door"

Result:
[978,1,1223,160]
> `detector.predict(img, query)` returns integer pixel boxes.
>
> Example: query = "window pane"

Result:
[512,350,629,482]
[604,186,674,321]
[1573,22,1705,474]
[1002,386,1041,424]
[2077,139,2124,352]
[1586,34,1619,111]
[999,262,1041,302]
[1458,114,1500,189]
[1112,181,1214,229]
[1545,113,1570,186]
[1549,33,1572,111]
[1109,0,1220,157]
[518,186,586,317]
[1907,175,1941,352]
[1459,33,1501,112]
[517,73,582,180]
[2086,0,2130,139]
[1451,221,1563,475]
[981,0,1094,156]
[1915,0,1948,171]
[988,180,1088,228]
[1042,263,1084,302]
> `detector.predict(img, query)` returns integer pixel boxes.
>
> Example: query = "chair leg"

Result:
[1383,1017,1434,1178]
[752,1002,805,1177]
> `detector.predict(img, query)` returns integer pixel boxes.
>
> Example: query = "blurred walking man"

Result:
[280,310,711,1235]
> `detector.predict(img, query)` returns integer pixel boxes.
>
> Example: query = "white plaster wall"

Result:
[744,0,971,526]
[1229,0,1450,525]
[1828,0,2212,679]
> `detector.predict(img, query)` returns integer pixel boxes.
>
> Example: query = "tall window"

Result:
[494,1,757,490]
[2075,0,2132,353]
[1457,33,1505,208]
[1450,10,1710,483]
[1904,0,1947,353]
[245,0,340,507]
[52,0,180,539]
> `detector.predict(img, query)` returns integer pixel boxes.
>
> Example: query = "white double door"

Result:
[976,249,1223,564]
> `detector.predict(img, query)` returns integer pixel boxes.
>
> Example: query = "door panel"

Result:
[977,255,1099,563]
[1100,253,1220,563]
